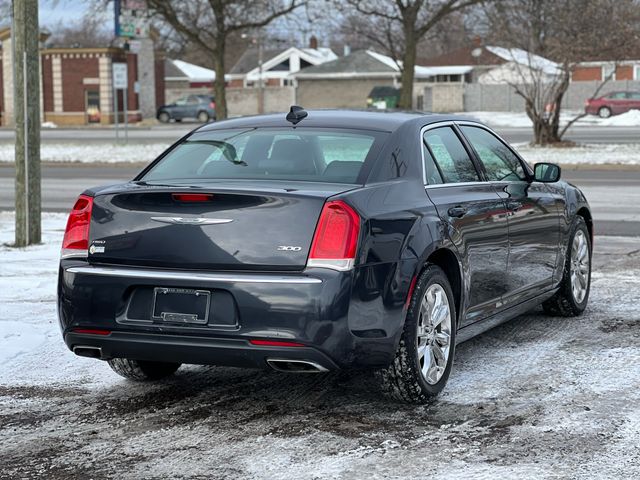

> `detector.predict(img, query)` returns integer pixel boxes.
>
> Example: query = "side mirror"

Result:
[533,162,561,183]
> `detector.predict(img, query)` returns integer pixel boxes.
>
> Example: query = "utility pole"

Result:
[13,0,41,246]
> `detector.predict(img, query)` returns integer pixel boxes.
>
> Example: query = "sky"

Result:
[39,0,111,29]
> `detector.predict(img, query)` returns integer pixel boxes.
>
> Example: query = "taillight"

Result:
[307,200,360,271]
[61,194,93,258]
[209,101,216,109]
[172,193,213,202]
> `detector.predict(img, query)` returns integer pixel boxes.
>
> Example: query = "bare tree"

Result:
[484,0,640,145]
[339,0,485,109]
[46,16,113,48]
[146,0,303,119]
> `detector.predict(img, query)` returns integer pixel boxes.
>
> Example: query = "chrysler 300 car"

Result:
[58,108,592,403]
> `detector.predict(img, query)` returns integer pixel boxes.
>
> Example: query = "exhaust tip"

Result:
[73,346,103,359]
[266,358,329,373]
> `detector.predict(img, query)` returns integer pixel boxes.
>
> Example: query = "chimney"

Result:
[473,36,482,47]
[309,35,318,50]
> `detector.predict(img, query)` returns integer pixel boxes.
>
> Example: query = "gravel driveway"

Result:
[1,214,638,479]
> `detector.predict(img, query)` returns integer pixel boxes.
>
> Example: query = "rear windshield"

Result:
[141,127,388,184]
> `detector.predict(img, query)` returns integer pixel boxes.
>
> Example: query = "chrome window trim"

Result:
[64,266,323,284]
[419,120,533,188]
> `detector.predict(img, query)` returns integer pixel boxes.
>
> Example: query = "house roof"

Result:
[165,59,217,82]
[293,50,472,79]
[229,46,337,77]
[420,46,505,67]
[420,45,558,75]
[485,46,559,75]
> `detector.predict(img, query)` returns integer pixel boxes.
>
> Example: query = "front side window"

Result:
[460,126,526,182]
[141,128,387,184]
[423,127,479,183]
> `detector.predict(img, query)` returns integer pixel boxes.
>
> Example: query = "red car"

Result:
[585,91,640,118]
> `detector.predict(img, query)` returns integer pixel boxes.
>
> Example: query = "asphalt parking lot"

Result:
[1,230,638,479]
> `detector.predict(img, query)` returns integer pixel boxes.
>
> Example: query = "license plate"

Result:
[152,288,211,325]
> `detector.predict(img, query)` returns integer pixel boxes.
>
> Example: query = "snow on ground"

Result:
[464,109,640,128]
[514,143,640,166]
[0,142,167,164]
[1,212,640,479]
[0,140,639,166]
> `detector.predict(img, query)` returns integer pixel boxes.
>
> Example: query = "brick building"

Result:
[0,27,161,126]
[571,61,640,82]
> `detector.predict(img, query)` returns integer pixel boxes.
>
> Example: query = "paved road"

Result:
[0,164,637,236]
[0,124,638,145]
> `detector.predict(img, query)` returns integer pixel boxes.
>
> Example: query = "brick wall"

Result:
[296,78,396,109]
[60,56,99,112]
[572,66,602,82]
[41,56,53,112]
[226,86,294,116]
[460,79,640,112]
[616,66,634,81]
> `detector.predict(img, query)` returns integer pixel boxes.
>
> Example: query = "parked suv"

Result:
[157,95,216,123]
[585,91,640,118]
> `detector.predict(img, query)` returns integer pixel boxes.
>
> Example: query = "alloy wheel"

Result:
[570,230,590,304]
[417,283,452,385]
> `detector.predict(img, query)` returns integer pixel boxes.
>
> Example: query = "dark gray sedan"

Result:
[156,94,216,123]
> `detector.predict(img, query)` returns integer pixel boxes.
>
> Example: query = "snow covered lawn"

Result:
[0,140,639,166]
[465,109,640,128]
[514,143,640,166]
[0,142,167,164]
[1,212,640,479]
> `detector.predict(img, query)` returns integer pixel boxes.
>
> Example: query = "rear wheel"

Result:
[543,217,591,316]
[107,358,181,381]
[158,111,171,123]
[197,111,210,123]
[598,106,612,118]
[377,265,456,404]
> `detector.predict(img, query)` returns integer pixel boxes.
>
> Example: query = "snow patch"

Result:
[0,143,166,164]
[463,109,640,128]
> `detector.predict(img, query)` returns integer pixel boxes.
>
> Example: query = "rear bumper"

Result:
[58,260,406,369]
[65,330,339,370]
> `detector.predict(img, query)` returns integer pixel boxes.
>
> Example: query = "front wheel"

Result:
[197,111,210,123]
[107,358,181,381]
[598,107,612,118]
[377,265,456,404]
[543,216,591,316]
[157,111,171,123]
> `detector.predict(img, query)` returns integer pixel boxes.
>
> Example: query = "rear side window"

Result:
[460,126,526,182]
[141,128,387,184]
[423,127,479,183]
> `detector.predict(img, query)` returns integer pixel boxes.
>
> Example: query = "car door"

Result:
[458,124,561,306]
[185,95,201,118]
[422,125,510,327]
[608,92,628,114]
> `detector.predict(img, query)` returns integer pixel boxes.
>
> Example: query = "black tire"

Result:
[598,107,612,118]
[107,358,181,381]
[157,111,171,123]
[543,216,591,317]
[377,265,457,404]
[197,111,210,123]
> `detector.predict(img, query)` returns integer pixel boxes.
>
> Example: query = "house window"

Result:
[635,65,640,80]
[282,79,294,87]
[602,64,616,81]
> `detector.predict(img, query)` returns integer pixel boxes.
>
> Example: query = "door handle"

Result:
[448,206,467,218]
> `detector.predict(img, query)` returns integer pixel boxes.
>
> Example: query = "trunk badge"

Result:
[151,217,234,225]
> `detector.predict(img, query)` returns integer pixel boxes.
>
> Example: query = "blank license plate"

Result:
[152,288,210,325]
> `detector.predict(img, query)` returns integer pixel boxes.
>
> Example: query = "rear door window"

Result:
[423,127,479,183]
[141,128,387,184]
[460,126,526,182]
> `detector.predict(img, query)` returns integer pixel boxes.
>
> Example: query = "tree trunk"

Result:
[13,0,41,246]
[398,32,417,109]
[213,42,227,120]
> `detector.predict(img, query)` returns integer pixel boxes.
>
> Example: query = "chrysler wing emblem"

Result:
[151,217,234,225]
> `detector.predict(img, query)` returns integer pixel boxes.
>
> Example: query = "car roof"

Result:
[196,109,482,133]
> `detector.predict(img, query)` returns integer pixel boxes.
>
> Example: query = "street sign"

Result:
[112,63,128,89]
[116,0,149,38]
